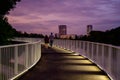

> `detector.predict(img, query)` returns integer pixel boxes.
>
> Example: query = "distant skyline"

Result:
[7,0,120,35]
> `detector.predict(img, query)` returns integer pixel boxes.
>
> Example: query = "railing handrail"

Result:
[81,40,120,49]
[0,41,40,48]
[1,37,119,80]
[56,39,120,49]
[0,38,41,80]
[54,39,120,80]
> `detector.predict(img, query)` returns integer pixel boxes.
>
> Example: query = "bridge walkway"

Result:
[17,45,110,80]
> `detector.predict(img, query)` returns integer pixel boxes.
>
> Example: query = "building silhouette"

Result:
[59,25,67,36]
[87,25,93,36]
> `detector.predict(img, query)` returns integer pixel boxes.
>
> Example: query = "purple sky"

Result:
[8,0,120,35]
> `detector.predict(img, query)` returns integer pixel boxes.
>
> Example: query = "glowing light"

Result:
[63,55,85,59]
[60,65,100,71]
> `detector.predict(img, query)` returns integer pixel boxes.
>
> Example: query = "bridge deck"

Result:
[18,45,110,80]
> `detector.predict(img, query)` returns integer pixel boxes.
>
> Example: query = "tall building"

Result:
[59,25,67,36]
[87,25,93,36]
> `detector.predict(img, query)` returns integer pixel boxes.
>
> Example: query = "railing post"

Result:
[108,46,112,75]
[65,39,67,49]
[68,40,71,50]
[14,46,18,75]
[63,39,65,48]
[70,40,72,50]
[91,43,94,60]
[63,39,65,49]
[39,43,41,58]
[87,42,90,58]
[101,45,105,68]
[35,44,37,61]
[84,42,86,56]
[39,42,41,59]
[79,41,81,55]
[96,44,99,63]
[82,41,85,55]
[66,39,68,49]
[34,44,36,61]
[25,45,28,68]
[76,40,79,52]
[74,40,76,52]
[73,40,75,51]
[31,44,34,64]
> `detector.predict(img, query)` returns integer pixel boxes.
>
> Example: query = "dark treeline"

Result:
[78,26,120,46]
[14,31,44,38]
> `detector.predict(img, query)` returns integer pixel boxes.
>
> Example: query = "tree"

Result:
[79,27,120,46]
[0,0,21,45]
[0,18,15,45]
[0,0,21,17]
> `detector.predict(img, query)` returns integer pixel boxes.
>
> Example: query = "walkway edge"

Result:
[56,46,112,80]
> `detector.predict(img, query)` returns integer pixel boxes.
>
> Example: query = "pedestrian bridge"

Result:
[0,38,120,80]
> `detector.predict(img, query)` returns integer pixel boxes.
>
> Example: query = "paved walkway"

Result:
[17,46,110,80]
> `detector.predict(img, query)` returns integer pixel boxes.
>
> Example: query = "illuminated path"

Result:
[18,45,110,80]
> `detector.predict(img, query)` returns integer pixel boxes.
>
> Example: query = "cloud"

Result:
[8,0,120,35]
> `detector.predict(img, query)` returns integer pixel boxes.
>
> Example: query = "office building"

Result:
[87,25,93,36]
[59,25,67,36]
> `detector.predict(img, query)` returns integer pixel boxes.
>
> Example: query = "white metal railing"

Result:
[1,38,119,80]
[54,39,120,80]
[0,38,41,80]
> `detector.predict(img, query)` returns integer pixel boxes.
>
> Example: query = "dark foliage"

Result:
[14,31,45,38]
[0,0,20,45]
[0,18,15,45]
[79,26,120,46]
[0,0,20,16]
[0,0,21,45]
[105,27,120,45]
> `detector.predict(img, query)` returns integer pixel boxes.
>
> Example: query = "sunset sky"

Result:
[8,0,120,35]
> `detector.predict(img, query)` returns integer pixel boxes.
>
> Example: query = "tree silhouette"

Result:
[79,26,120,46]
[0,0,21,17]
[0,0,21,45]
[0,18,15,45]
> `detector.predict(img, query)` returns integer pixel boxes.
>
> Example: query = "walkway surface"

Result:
[17,45,110,80]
